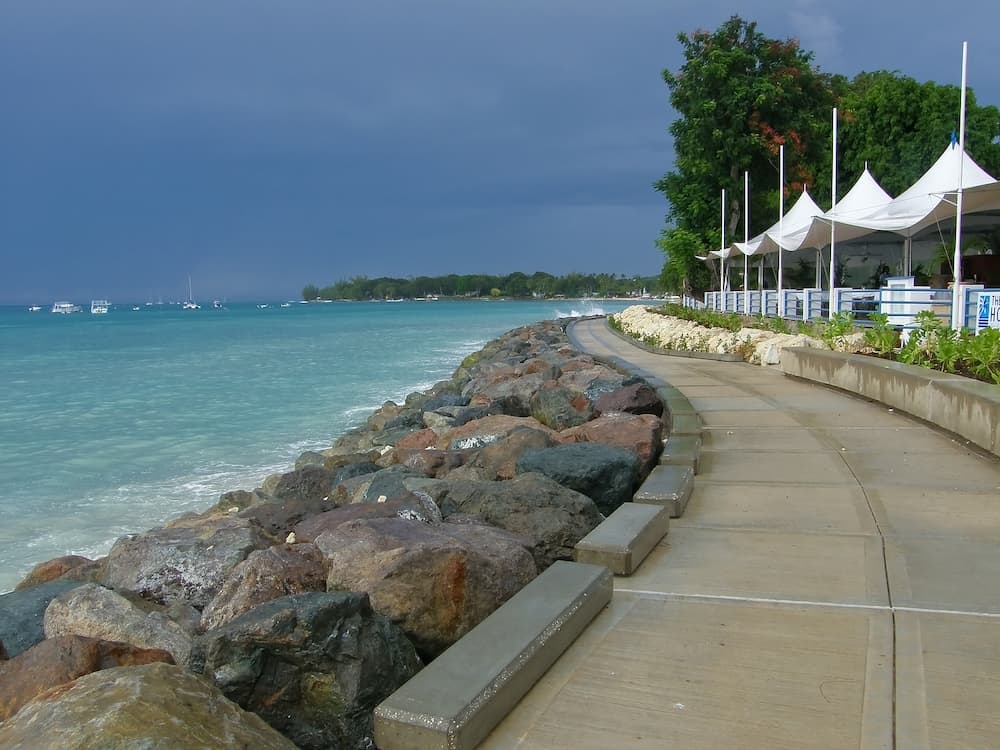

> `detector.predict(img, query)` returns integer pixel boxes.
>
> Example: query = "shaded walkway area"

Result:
[482,318,1000,750]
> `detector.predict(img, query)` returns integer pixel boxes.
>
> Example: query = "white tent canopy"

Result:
[723,145,1000,259]
[719,190,823,258]
[782,167,894,251]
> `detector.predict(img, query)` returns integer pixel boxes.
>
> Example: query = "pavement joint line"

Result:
[669,524,880,538]
[613,589,892,612]
[892,605,1000,618]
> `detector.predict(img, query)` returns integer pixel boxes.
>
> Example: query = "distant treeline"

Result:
[302,272,662,301]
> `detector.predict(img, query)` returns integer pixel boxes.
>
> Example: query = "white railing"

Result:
[699,282,999,332]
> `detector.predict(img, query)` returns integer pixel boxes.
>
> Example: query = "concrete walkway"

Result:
[481,318,1000,750]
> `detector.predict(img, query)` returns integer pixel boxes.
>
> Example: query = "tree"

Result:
[655,16,836,276]
[657,227,711,295]
[301,284,320,301]
[827,71,1000,197]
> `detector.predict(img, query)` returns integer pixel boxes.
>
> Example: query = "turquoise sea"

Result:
[0,298,639,593]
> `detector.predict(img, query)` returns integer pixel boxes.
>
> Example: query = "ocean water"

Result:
[0,298,639,593]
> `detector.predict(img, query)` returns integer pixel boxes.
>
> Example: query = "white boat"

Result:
[212,300,224,309]
[257,303,269,309]
[280,302,291,308]
[90,300,110,314]
[28,305,42,312]
[182,276,200,310]
[51,302,81,314]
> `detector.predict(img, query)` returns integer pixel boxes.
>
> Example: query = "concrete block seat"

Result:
[660,434,702,473]
[575,502,670,575]
[374,561,613,750]
[633,465,695,518]
[667,412,704,437]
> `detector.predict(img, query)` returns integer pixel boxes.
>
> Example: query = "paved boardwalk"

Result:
[482,318,1000,750]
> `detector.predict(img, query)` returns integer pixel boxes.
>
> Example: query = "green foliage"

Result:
[305,272,662,301]
[963,328,1000,384]
[301,284,321,301]
[656,228,711,295]
[656,16,835,247]
[817,311,855,350]
[862,313,900,355]
[654,303,742,332]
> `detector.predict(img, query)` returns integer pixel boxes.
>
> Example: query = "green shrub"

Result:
[863,312,899,355]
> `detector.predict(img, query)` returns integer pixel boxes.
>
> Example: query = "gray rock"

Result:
[294,450,327,470]
[516,442,641,515]
[190,592,421,750]
[0,662,299,750]
[0,579,82,659]
[432,472,604,570]
[100,516,270,608]
[44,583,196,667]
[200,544,328,632]
[529,383,594,430]
[271,465,336,503]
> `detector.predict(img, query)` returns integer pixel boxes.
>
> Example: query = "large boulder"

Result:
[190,592,421,750]
[440,414,557,451]
[199,543,328,632]
[0,634,173,722]
[14,556,102,591]
[237,494,338,539]
[472,425,559,480]
[0,579,82,659]
[315,517,536,659]
[557,364,623,393]
[43,583,196,667]
[100,515,270,608]
[430,473,604,570]
[467,371,549,416]
[0,662,299,749]
[292,493,442,543]
[594,380,664,417]
[529,383,594,430]
[516,443,641,515]
[271,465,337,503]
[561,411,665,480]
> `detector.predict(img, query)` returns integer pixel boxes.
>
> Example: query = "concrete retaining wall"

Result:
[780,347,1000,458]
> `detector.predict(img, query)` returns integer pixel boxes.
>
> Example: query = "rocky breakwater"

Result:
[0,318,665,749]
[612,304,865,365]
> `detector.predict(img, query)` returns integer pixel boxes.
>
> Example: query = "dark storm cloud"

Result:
[2,1,998,303]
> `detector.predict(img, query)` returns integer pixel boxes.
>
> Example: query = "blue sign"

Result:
[978,292,1000,331]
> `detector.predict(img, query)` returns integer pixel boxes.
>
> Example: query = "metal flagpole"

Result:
[829,107,838,319]
[950,42,968,331]
[777,144,785,317]
[720,189,727,294]
[744,171,749,314]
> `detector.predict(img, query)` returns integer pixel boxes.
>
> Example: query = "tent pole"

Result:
[951,42,968,331]
[720,188,727,294]
[744,171,749,314]
[829,107,838,319]
[778,144,785,317]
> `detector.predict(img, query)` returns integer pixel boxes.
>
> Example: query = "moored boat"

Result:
[51,301,81,314]
[90,300,110,314]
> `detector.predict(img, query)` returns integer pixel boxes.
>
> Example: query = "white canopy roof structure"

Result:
[720,190,823,258]
[836,144,996,239]
[782,167,894,251]
[722,145,1000,259]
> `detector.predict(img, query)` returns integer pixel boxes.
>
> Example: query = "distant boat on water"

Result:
[182,276,200,310]
[90,300,110,314]
[27,305,42,312]
[212,300,224,309]
[51,302,81,314]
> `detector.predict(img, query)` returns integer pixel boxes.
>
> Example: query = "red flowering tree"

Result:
[654,16,835,293]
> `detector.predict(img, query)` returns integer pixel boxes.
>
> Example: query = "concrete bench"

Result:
[660,434,702,474]
[574,502,670,575]
[373,561,613,750]
[633,465,695,518]
[667,412,703,437]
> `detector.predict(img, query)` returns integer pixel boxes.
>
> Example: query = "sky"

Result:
[2,1,1000,304]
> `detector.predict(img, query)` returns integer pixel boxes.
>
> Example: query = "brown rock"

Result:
[199,544,328,632]
[594,381,664,416]
[0,635,173,722]
[15,556,101,590]
[473,426,559,480]
[0,662,299,749]
[316,517,536,659]
[561,411,665,479]
[439,414,557,451]
[395,428,439,450]
[293,493,442,543]
[396,447,470,478]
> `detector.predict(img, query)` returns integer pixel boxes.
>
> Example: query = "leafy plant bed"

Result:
[633,303,1000,386]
